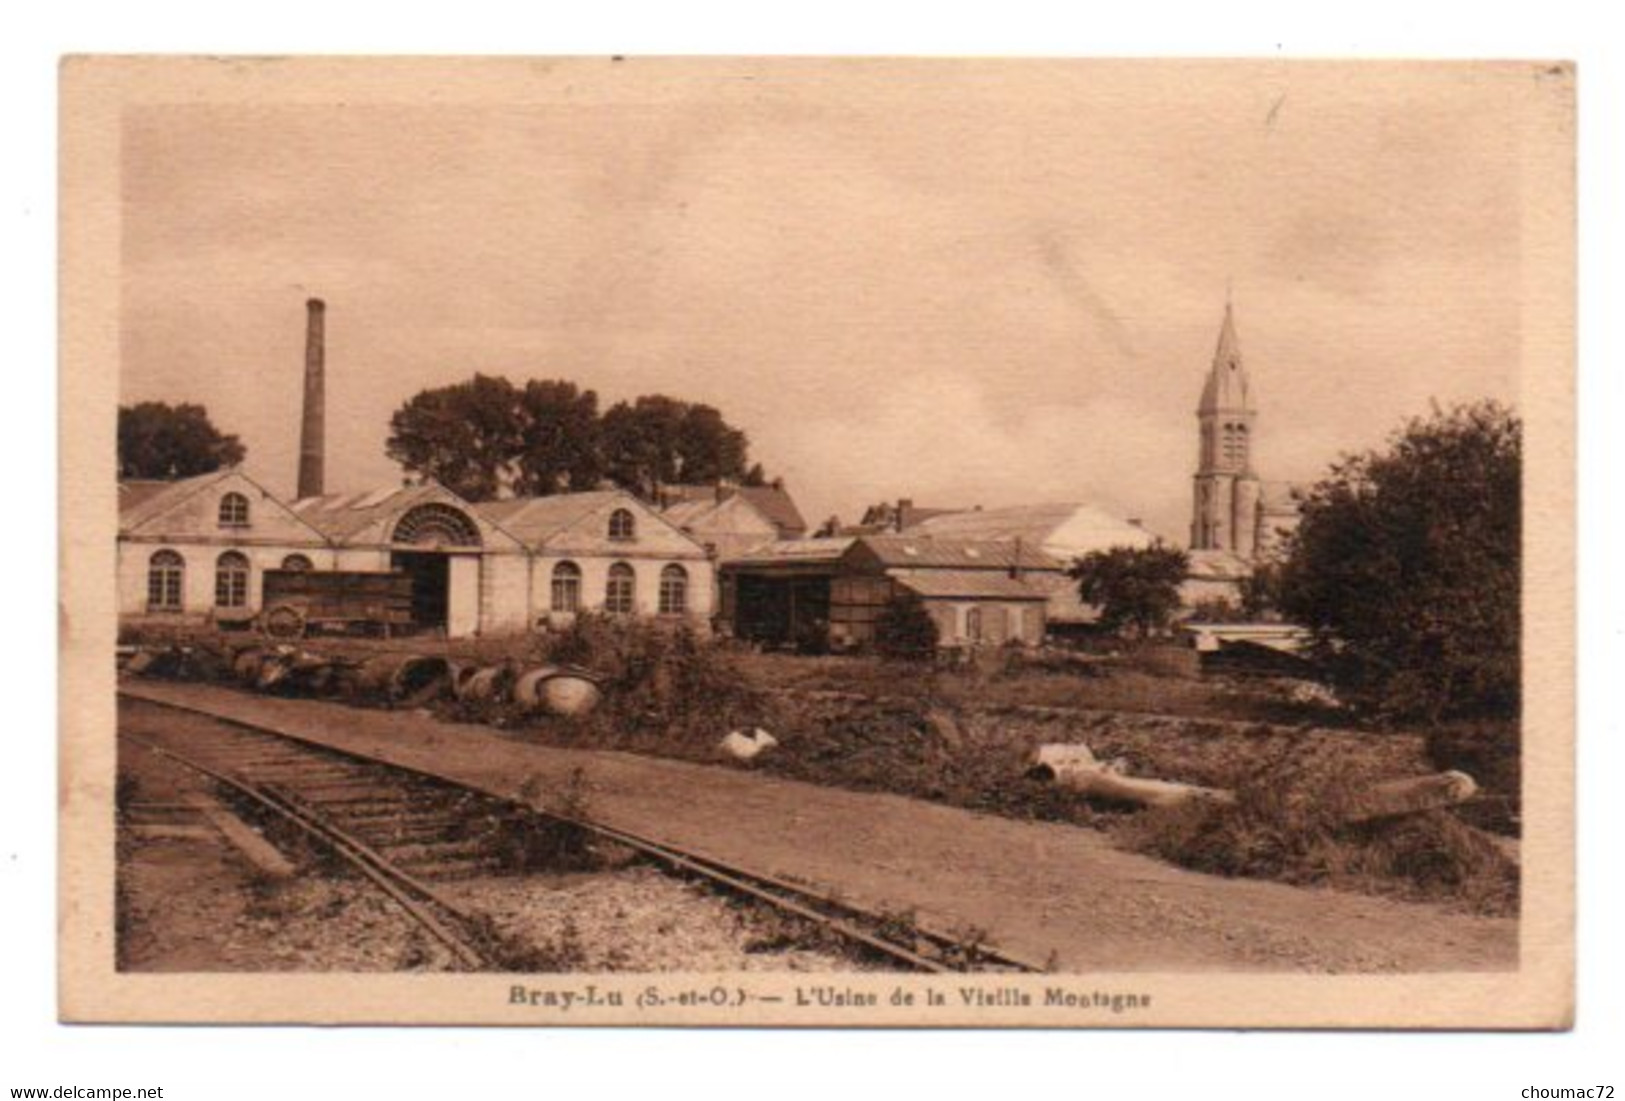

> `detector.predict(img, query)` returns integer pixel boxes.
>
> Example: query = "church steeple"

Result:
[1191,300,1263,555]
[1198,300,1252,417]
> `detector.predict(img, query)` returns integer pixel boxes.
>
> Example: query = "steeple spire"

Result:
[1199,298,1250,414]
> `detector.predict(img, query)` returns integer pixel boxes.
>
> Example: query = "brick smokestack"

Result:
[296,297,326,499]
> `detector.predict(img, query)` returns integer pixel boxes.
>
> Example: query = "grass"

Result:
[125,622,1518,915]
[1119,753,1520,916]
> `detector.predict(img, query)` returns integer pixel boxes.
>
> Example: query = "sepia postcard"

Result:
[59,56,1574,1027]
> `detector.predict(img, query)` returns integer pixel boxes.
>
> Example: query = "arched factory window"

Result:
[605,562,636,615]
[214,551,250,608]
[658,564,688,615]
[391,503,482,547]
[218,492,250,528]
[551,561,582,613]
[608,508,636,542]
[147,549,184,612]
[280,553,314,572]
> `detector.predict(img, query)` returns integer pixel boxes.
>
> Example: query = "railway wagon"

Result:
[258,568,415,639]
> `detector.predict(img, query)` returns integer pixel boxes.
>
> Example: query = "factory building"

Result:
[116,297,712,638]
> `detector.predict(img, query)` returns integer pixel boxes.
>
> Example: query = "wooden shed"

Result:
[720,535,1059,651]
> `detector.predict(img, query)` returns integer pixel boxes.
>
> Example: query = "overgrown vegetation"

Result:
[873,594,940,661]
[1120,751,1518,916]
[125,614,1515,916]
[1277,401,1521,723]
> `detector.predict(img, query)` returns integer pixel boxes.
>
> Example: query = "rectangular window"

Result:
[552,575,580,612]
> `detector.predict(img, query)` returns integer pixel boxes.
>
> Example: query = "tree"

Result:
[118,401,245,480]
[1069,544,1190,638]
[385,373,524,502]
[601,395,758,500]
[386,374,769,504]
[1276,401,1520,721]
[873,594,940,660]
[513,379,603,496]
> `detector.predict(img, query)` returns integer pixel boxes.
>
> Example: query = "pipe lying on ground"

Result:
[354,654,451,705]
[1027,744,1233,809]
[512,665,602,717]
[1024,742,1477,821]
[455,664,513,704]
[1343,770,1479,823]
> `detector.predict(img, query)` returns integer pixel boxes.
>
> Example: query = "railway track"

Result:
[120,693,1046,974]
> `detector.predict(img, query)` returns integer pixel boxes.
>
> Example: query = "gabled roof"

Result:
[661,483,808,536]
[891,569,1050,601]
[119,467,329,543]
[857,535,1060,571]
[905,503,1154,562]
[661,497,727,530]
[118,478,183,517]
[118,469,237,529]
[289,481,524,550]
[289,483,448,543]
[477,490,630,545]
[475,489,704,555]
[721,534,1059,573]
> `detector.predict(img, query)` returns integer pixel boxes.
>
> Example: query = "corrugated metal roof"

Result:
[891,569,1050,600]
[905,503,1154,561]
[292,483,468,543]
[859,535,1060,571]
[723,536,856,566]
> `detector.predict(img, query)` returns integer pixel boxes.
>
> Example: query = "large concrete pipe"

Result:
[512,665,602,717]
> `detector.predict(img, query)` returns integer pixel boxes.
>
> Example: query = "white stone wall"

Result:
[482,552,534,634]
[117,539,337,622]
[530,553,715,628]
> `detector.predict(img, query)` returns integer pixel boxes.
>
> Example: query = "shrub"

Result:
[873,595,939,661]
[1277,401,1520,722]
[1120,752,1519,916]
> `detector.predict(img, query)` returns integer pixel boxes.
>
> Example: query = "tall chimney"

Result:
[296,297,326,499]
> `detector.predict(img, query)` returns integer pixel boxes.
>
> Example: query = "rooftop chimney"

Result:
[296,298,326,499]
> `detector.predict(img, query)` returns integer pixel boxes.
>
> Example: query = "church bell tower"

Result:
[1191,301,1262,557]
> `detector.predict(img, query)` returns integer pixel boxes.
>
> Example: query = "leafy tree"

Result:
[1069,543,1190,638]
[385,373,523,502]
[386,374,768,503]
[513,379,603,496]
[601,395,756,500]
[118,401,245,480]
[1276,401,1520,721]
[873,594,940,660]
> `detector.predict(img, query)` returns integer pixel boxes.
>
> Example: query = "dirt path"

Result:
[119,681,1517,973]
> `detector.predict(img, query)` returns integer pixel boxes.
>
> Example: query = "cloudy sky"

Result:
[120,60,1532,539]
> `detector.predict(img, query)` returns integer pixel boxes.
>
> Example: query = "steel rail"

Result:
[122,732,490,971]
[120,690,1046,973]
